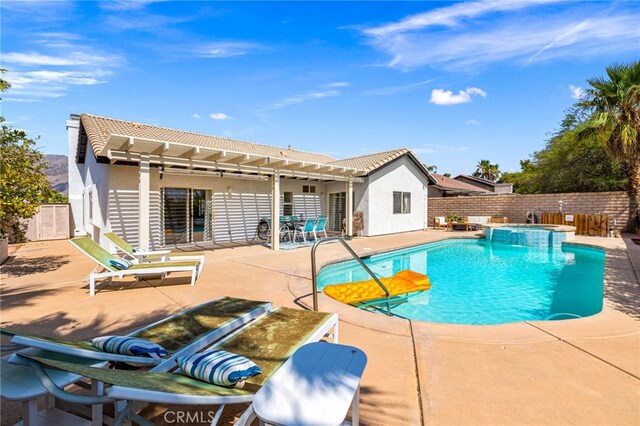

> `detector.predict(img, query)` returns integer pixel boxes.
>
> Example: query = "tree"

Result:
[0,124,54,242]
[498,109,627,194]
[577,61,640,231]
[473,159,500,181]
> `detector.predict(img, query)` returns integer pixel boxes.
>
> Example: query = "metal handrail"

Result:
[311,237,390,313]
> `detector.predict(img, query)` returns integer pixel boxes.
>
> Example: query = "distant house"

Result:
[428,173,491,197]
[454,175,513,194]
[67,114,435,251]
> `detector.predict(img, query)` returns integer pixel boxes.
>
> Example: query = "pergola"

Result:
[98,135,367,250]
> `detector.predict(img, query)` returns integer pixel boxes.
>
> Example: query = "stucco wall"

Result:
[67,118,85,236]
[366,156,430,236]
[428,191,628,231]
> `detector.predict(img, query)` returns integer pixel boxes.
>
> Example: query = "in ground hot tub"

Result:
[483,224,575,247]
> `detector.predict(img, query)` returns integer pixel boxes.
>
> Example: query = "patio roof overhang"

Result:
[99,134,365,183]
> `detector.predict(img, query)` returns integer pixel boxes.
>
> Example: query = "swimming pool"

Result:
[316,239,605,325]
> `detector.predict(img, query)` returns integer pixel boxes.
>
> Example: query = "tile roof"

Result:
[328,148,411,172]
[454,174,498,187]
[80,113,337,164]
[430,173,491,193]
[78,114,432,179]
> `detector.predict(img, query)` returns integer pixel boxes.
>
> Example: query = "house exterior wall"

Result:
[365,156,429,236]
[67,117,85,236]
[102,163,328,248]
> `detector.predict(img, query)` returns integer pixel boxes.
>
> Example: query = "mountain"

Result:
[44,154,68,194]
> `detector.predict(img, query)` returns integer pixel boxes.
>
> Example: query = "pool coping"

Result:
[290,234,635,344]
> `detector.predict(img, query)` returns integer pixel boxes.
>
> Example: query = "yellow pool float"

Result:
[323,270,431,305]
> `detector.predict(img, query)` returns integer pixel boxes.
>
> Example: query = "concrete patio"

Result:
[1,230,638,425]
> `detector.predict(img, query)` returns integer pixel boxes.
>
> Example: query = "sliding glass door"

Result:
[162,188,211,245]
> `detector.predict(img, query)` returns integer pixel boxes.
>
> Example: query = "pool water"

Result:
[317,239,605,325]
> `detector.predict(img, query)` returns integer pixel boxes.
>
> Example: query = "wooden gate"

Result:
[24,204,71,241]
[540,212,610,237]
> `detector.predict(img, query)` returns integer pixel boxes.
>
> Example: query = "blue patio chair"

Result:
[313,216,328,239]
[294,218,316,243]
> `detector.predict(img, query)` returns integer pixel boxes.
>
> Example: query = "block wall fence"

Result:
[428,191,629,232]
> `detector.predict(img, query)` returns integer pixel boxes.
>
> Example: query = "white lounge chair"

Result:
[69,237,202,296]
[104,232,205,274]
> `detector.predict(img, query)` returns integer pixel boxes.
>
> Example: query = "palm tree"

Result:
[578,61,640,232]
[473,159,500,181]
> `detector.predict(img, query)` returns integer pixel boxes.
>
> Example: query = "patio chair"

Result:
[313,215,328,239]
[104,232,205,271]
[12,306,338,426]
[294,217,316,243]
[69,237,202,296]
[433,216,447,229]
[2,297,271,426]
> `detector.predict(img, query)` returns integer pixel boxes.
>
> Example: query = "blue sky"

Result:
[2,1,639,176]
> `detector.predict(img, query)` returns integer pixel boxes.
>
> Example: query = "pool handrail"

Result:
[310,237,391,313]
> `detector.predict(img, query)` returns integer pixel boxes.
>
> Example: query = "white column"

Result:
[346,178,353,237]
[139,155,150,251]
[271,172,280,251]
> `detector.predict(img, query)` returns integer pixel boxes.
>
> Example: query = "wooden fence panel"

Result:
[540,212,609,236]
[24,204,70,241]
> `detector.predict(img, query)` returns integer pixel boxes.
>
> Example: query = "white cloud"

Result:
[364,79,434,96]
[360,2,640,70]
[569,84,583,99]
[210,113,232,120]
[466,119,480,125]
[2,36,123,100]
[263,90,340,111]
[199,41,261,58]
[324,81,351,88]
[430,87,487,105]
[365,0,560,37]
[2,51,120,67]
[192,113,201,119]
[99,0,164,11]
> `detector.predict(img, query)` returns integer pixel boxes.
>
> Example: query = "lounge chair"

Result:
[313,215,328,239]
[2,297,271,425]
[12,305,338,426]
[323,270,431,309]
[104,232,205,270]
[294,217,316,243]
[69,237,203,296]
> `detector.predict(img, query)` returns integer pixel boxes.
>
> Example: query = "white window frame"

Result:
[283,191,294,216]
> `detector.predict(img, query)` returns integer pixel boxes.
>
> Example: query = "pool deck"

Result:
[1,230,638,425]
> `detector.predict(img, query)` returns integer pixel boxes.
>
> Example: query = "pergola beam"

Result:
[106,150,365,182]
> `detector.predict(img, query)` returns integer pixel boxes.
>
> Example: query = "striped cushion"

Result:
[91,336,168,358]
[109,258,132,270]
[177,350,262,387]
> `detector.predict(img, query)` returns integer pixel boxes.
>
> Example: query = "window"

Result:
[302,185,316,194]
[86,189,94,224]
[283,191,293,216]
[393,191,411,214]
